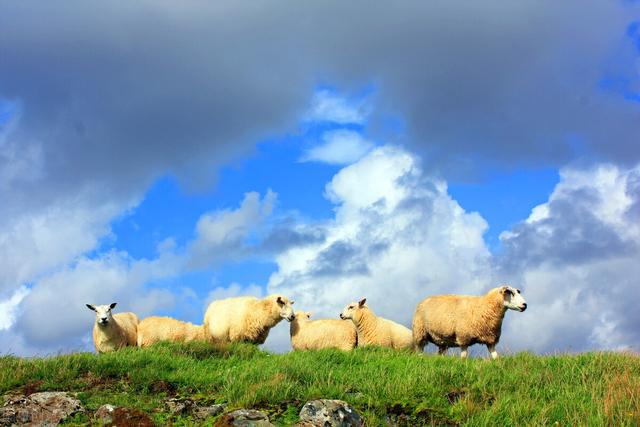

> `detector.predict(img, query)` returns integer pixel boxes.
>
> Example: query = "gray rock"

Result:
[165,397,225,420]
[93,404,116,424]
[0,392,84,426]
[298,399,363,427]
[166,397,195,415]
[192,403,226,420]
[216,409,274,426]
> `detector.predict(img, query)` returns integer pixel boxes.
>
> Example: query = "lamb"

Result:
[290,311,358,351]
[136,316,206,347]
[412,285,527,359]
[339,299,413,350]
[86,303,139,353]
[203,295,295,344]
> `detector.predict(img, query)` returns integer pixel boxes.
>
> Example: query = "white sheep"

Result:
[339,299,413,350]
[412,285,527,359]
[136,316,205,347]
[86,303,139,353]
[203,295,295,344]
[290,311,357,351]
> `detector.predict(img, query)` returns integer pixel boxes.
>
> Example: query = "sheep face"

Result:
[276,296,296,321]
[299,311,312,320]
[86,303,117,326]
[340,298,366,320]
[501,286,527,312]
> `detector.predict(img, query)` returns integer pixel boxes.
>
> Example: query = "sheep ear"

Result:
[86,304,96,311]
[290,300,294,305]
[276,296,284,305]
[109,302,117,310]
[358,298,367,307]
[501,287,513,296]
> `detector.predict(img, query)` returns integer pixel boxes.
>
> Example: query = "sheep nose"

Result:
[521,303,527,311]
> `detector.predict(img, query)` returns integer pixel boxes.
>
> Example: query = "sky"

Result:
[1,1,639,356]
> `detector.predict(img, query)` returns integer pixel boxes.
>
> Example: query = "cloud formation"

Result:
[498,164,640,352]
[300,130,374,165]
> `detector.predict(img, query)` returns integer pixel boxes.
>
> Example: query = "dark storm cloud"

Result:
[2,1,639,217]
[260,225,326,253]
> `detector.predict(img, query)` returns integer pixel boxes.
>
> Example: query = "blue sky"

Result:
[1,1,639,355]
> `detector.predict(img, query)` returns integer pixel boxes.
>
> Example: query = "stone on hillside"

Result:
[166,397,195,415]
[0,392,84,426]
[214,409,274,426]
[298,399,363,427]
[93,404,116,424]
[192,403,226,420]
[165,397,226,420]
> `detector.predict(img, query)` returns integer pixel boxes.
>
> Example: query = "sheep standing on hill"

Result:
[412,285,527,359]
[137,316,205,347]
[340,299,413,350]
[203,295,295,344]
[290,311,358,351]
[86,303,139,353]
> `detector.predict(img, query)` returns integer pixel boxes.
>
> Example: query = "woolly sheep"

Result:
[203,295,295,344]
[339,299,413,350]
[290,311,358,351]
[412,285,527,359]
[86,303,139,353]
[136,316,205,347]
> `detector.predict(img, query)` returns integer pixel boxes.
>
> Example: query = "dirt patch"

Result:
[149,379,177,395]
[110,407,154,427]
[445,390,466,405]
[21,380,43,396]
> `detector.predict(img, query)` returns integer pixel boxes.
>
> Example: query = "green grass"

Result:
[1,342,639,426]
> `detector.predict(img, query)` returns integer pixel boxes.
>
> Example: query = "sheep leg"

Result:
[487,344,498,360]
[460,346,468,359]
[437,346,448,356]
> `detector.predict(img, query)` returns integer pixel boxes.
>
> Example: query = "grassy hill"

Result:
[1,342,639,426]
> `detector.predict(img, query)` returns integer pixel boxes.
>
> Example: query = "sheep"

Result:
[290,311,358,351]
[339,299,413,350]
[412,285,527,359]
[86,303,139,353]
[136,316,206,347]
[203,295,295,344]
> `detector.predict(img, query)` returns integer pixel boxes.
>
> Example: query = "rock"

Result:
[94,404,116,424]
[214,409,274,426]
[164,397,226,420]
[0,392,84,426]
[165,397,195,415]
[298,399,363,427]
[192,404,226,420]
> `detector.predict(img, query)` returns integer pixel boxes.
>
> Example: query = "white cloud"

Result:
[0,190,139,295]
[498,164,640,352]
[188,190,277,268]
[304,90,370,125]
[0,286,29,331]
[265,145,492,352]
[12,249,183,351]
[300,129,374,165]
